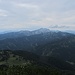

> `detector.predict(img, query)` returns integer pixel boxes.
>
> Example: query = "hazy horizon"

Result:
[0,0,75,31]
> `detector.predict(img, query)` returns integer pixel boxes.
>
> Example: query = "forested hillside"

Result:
[0,50,75,75]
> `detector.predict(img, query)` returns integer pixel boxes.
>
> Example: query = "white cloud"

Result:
[49,25,69,28]
[13,2,39,9]
[0,0,75,31]
[0,13,7,17]
[0,0,2,2]
[0,9,8,17]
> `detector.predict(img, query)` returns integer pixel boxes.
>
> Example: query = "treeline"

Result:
[0,64,62,75]
[0,64,74,75]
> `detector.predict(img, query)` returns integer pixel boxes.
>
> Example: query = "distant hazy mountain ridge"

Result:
[0,28,51,40]
[0,28,75,74]
[0,28,73,51]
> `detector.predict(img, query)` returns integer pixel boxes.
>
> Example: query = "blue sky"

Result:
[0,0,75,31]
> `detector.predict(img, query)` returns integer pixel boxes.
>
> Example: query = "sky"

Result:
[0,0,75,32]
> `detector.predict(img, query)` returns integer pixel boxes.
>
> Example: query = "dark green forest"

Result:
[0,50,75,75]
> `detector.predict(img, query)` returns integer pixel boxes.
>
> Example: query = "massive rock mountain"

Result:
[0,28,75,72]
[0,28,50,40]
[0,28,75,62]
[0,28,72,51]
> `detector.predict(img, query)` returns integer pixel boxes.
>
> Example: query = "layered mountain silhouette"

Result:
[0,28,73,51]
[0,28,75,73]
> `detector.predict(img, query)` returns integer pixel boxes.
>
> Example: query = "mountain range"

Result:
[0,28,75,73]
[0,28,73,51]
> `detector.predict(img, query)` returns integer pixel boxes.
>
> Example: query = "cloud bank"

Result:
[0,0,75,31]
